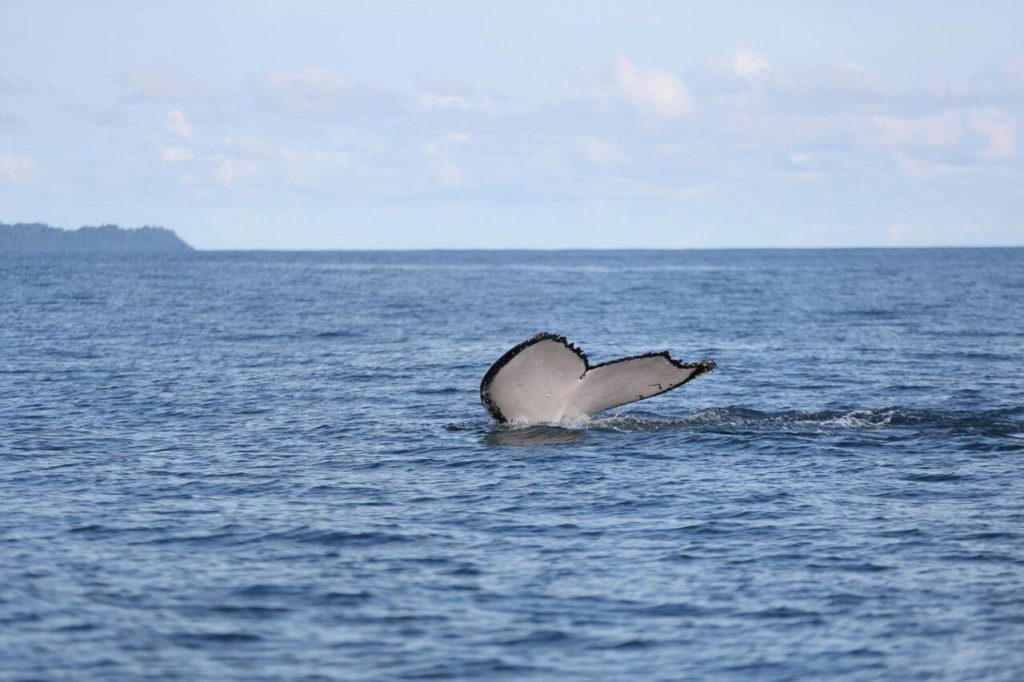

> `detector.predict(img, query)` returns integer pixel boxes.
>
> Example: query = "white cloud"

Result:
[166,134,350,192]
[437,160,461,187]
[873,111,962,149]
[873,105,1012,164]
[418,89,496,115]
[211,155,263,187]
[160,145,194,163]
[894,152,966,179]
[609,57,693,119]
[421,132,470,156]
[123,71,210,101]
[772,59,882,100]
[262,66,348,101]
[970,108,1015,161]
[733,48,771,83]
[166,109,193,141]
[418,93,471,111]
[0,152,38,184]
[220,136,276,157]
[280,147,347,185]
[421,132,470,187]
[580,137,625,166]
[255,66,399,115]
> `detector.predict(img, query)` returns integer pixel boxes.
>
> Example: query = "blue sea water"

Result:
[1,248,1023,681]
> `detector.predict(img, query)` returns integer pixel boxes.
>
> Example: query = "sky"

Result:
[1,1,1023,249]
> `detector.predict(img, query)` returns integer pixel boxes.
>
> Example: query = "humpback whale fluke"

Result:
[480,333,716,424]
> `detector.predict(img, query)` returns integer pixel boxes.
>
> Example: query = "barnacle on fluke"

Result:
[480,332,715,424]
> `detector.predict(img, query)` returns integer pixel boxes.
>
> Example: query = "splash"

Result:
[584,405,1023,435]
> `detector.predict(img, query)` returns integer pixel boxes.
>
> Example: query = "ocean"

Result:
[1,248,1023,680]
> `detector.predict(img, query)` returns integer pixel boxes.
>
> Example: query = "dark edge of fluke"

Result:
[480,332,717,424]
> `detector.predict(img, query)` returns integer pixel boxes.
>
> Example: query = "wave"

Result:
[592,406,1022,433]
[470,406,1023,444]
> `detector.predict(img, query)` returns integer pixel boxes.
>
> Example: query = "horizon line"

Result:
[189,244,1024,251]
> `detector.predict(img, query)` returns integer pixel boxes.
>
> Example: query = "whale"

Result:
[480,333,715,424]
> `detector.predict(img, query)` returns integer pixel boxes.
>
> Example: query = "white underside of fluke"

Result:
[480,333,715,424]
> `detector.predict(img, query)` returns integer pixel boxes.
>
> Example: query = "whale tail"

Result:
[480,333,715,424]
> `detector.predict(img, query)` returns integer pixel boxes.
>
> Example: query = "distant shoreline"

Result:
[0,223,193,253]
[2,223,1020,252]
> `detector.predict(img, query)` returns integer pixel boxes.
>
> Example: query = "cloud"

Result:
[435,161,461,186]
[159,132,351,193]
[894,152,968,179]
[254,66,400,116]
[970,108,1016,161]
[422,132,471,187]
[417,83,496,115]
[92,108,130,127]
[166,109,193,141]
[122,71,212,101]
[733,48,771,84]
[160,145,194,163]
[873,111,962,149]
[260,66,347,103]
[695,51,882,106]
[872,108,1016,162]
[85,48,1024,238]
[421,131,471,155]
[210,155,263,187]
[418,93,472,111]
[579,137,626,166]
[608,57,693,119]
[0,152,39,184]
[0,76,31,95]
[769,59,883,101]
[280,147,348,186]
